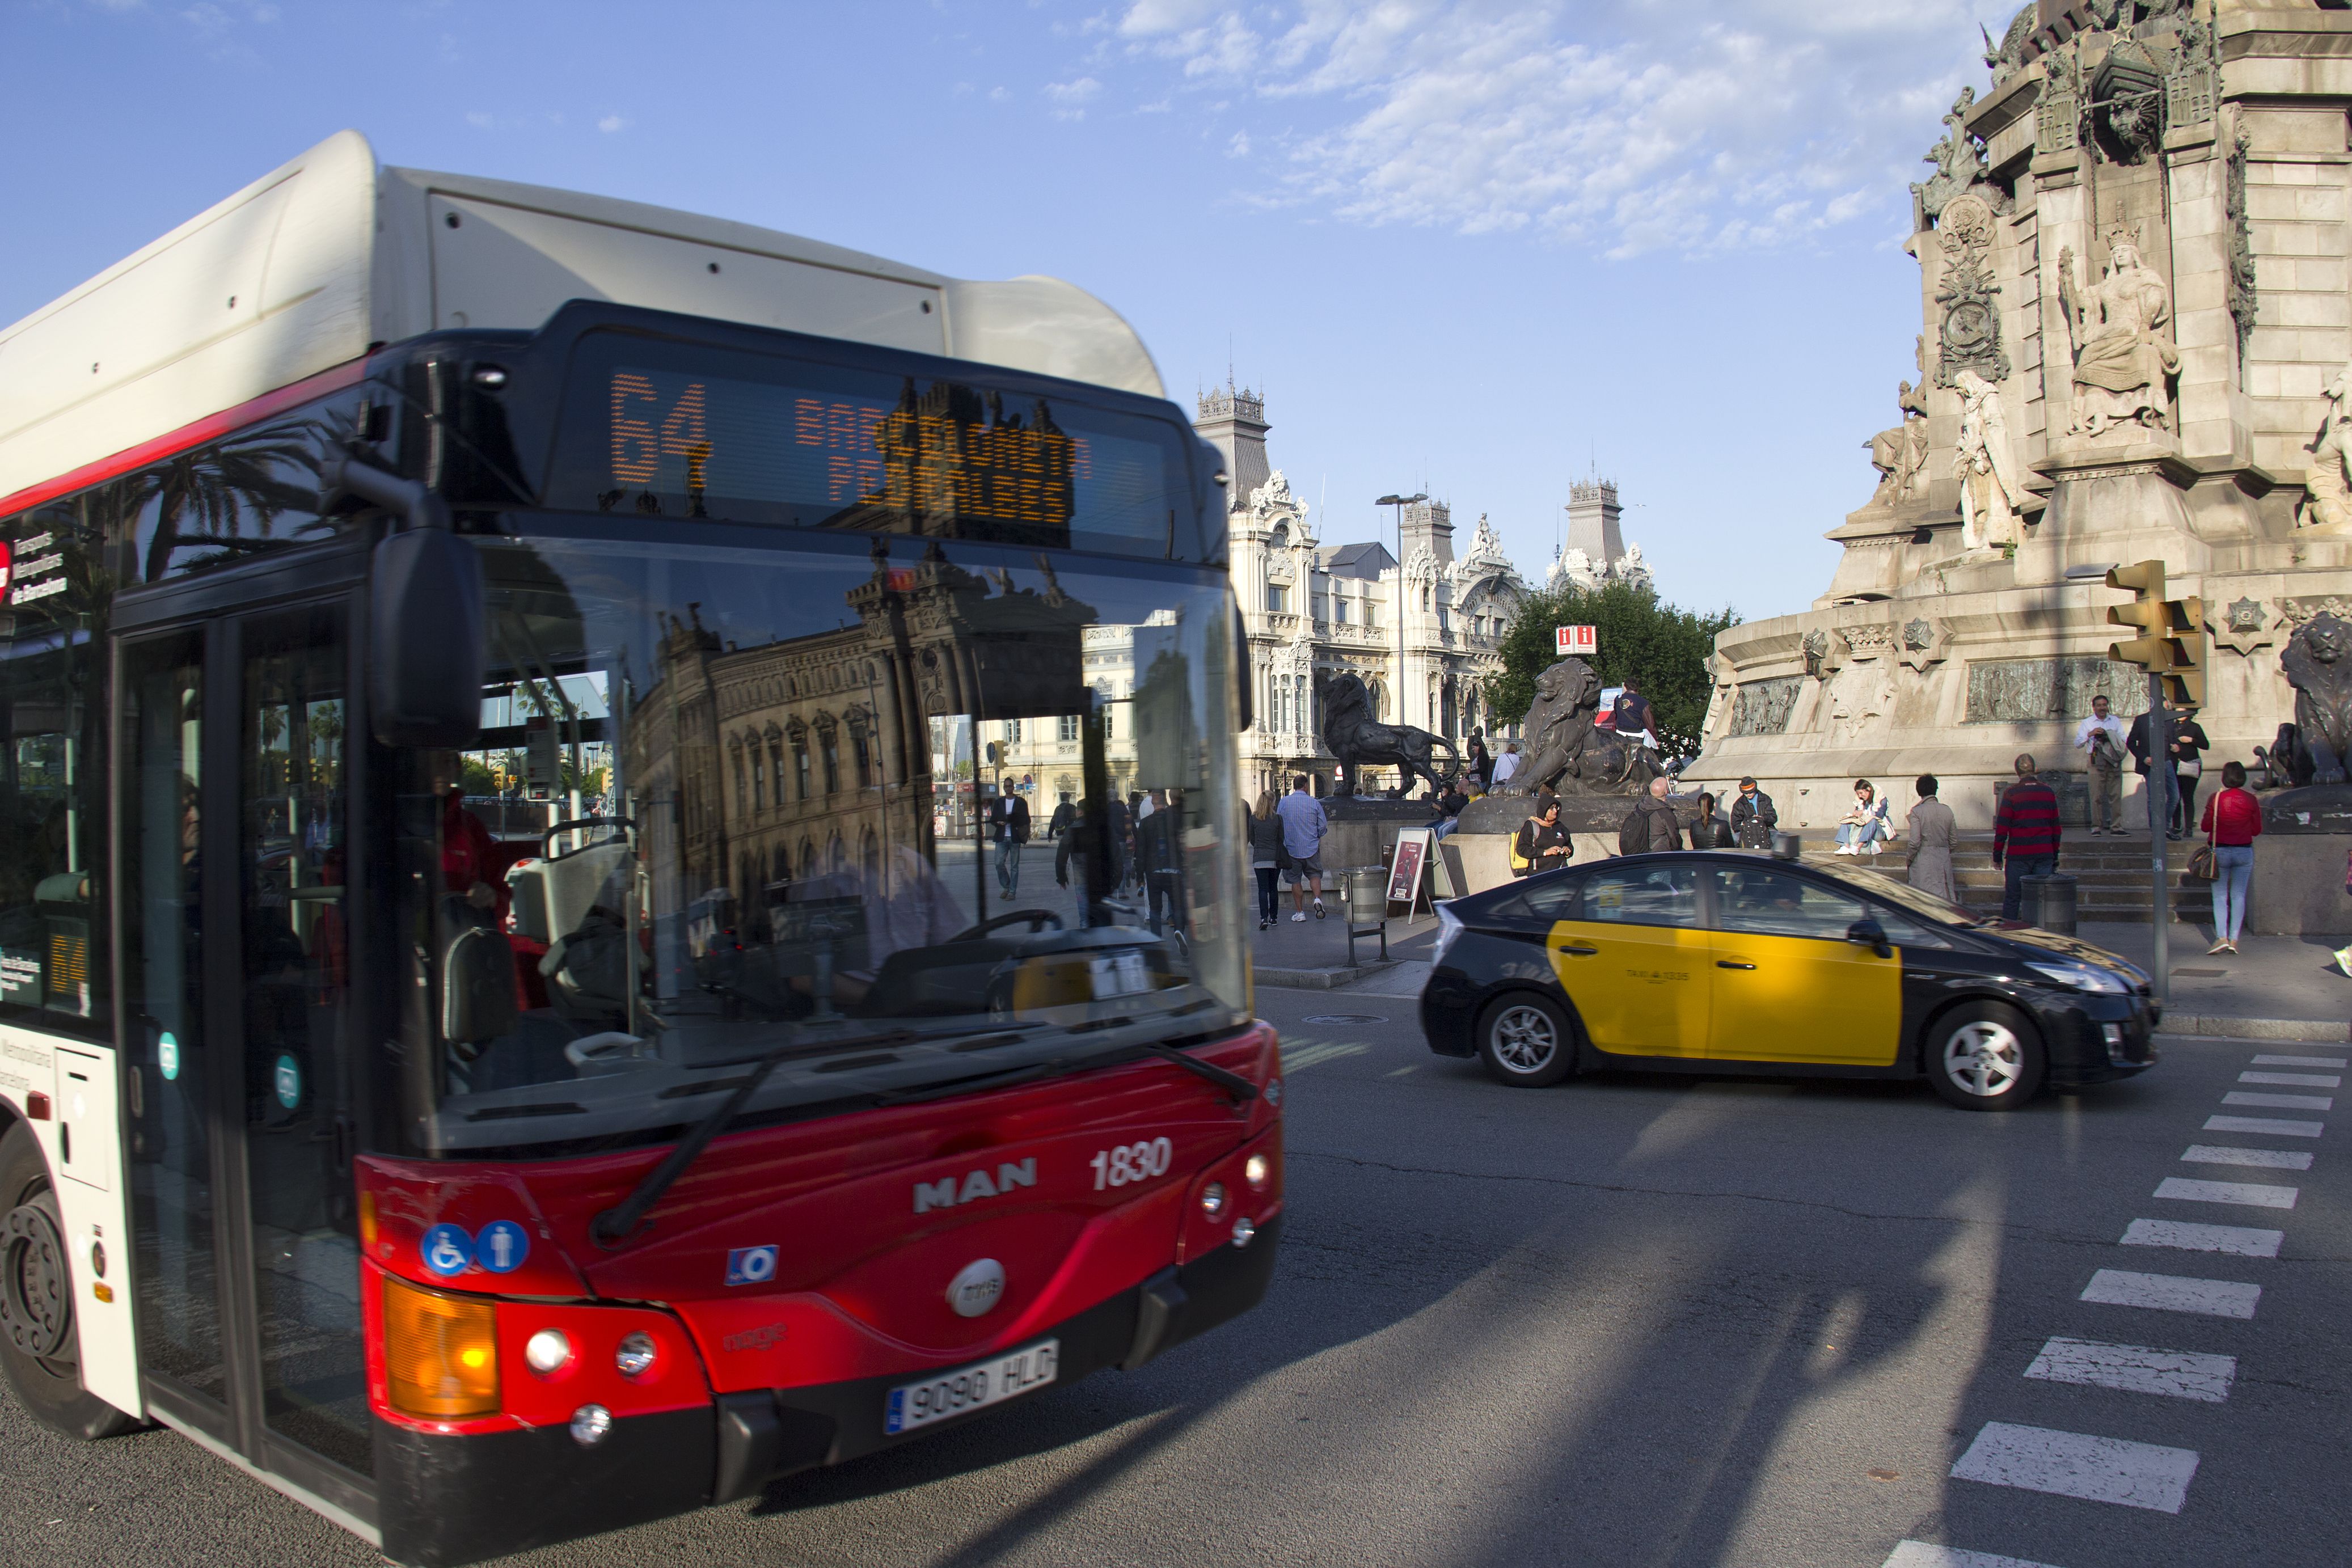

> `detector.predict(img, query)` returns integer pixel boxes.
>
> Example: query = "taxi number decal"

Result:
[1090,1137,1172,1190]
[1626,969,1688,983]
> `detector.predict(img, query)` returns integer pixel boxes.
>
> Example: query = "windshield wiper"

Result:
[1133,1039,1258,1104]
[589,1030,918,1248]
[876,1036,1256,1110]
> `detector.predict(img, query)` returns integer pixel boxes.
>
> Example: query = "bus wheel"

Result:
[0,1122,138,1439]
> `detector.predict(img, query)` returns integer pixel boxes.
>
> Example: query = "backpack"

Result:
[1509,819,1538,874]
[1618,806,1645,857]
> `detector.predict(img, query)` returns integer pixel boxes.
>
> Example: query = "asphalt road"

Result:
[5,992,2345,1567]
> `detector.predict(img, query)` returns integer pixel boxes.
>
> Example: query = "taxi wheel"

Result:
[0,1122,139,1440]
[1476,994,1576,1088]
[1926,1003,2045,1111]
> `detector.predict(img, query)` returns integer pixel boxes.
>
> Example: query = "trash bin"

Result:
[1342,866,1388,965]
[2022,873,2077,935]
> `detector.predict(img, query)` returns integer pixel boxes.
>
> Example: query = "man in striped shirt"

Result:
[1992,752,2062,922]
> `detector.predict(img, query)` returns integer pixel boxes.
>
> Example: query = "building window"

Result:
[793,740,811,801]
[1266,583,1289,614]
[1057,714,1080,742]
[1333,598,1349,625]
[732,746,748,817]
[750,745,766,810]
[852,728,873,789]
[1003,719,1023,745]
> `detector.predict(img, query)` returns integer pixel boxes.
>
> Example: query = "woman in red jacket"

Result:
[2199,760,2262,954]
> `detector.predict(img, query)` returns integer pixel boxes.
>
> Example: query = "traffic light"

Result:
[2104,560,2206,706]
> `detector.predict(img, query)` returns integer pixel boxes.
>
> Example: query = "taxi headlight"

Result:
[1433,905,1464,967]
[2025,960,2127,995]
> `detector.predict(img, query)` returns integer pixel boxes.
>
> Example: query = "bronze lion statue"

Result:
[2281,612,2352,786]
[1315,671,1459,799]
[1498,657,1666,797]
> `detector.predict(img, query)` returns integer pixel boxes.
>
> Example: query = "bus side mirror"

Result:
[371,528,485,749]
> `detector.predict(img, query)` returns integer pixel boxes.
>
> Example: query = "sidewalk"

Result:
[2072,921,2350,1042]
[1248,889,1438,988]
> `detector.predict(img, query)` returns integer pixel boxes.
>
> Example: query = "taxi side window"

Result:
[1519,874,1584,922]
[1579,865,1700,928]
[1708,868,1866,941]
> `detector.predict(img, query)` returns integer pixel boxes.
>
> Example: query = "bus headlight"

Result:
[524,1328,572,1375]
[382,1275,499,1419]
[1201,1182,1227,1218]
[615,1332,657,1379]
[570,1404,613,1446]
[1244,1153,1270,1190]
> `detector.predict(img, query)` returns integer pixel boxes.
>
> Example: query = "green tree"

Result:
[1485,581,1738,758]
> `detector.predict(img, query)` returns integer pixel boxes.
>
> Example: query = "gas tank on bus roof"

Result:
[0,130,1164,509]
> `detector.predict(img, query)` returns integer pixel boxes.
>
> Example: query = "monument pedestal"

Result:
[2250,786,2352,937]
[1319,796,1440,877]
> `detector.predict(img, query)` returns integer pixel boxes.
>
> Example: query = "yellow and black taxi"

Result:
[1420,849,2159,1110]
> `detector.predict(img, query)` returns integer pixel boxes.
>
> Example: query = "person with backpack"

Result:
[1620,775,1683,854]
[2198,759,2262,955]
[2074,694,2127,835]
[1612,681,1657,750]
[1729,776,1777,850]
[1511,796,1572,877]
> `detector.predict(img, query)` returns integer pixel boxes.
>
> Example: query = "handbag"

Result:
[2184,842,2216,884]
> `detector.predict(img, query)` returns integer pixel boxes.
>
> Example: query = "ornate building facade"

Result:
[1194,384,1543,797]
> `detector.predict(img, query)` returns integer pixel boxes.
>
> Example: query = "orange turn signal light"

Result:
[382,1274,499,1419]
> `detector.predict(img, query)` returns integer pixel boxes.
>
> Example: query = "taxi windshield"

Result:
[1808,860,1983,927]
[396,530,1245,1155]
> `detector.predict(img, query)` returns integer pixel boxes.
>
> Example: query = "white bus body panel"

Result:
[0,1025,140,1418]
[0,130,1163,506]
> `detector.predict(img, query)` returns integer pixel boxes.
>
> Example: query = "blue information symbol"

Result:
[272,1053,302,1110]
[476,1220,529,1274]
[158,1032,180,1082]
[420,1224,474,1278]
[725,1245,779,1287]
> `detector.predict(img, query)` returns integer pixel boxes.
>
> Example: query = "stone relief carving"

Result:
[2058,227,2180,439]
[2092,38,2169,164]
[1728,677,1805,739]
[2280,613,2352,786]
[2226,130,2258,358]
[1803,628,1834,679]
[1964,657,2151,725]
[2212,595,2277,658]
[1899,616,1951,673]
[1825,661,1898,747]
[2300,362,2352,531]
[1953,369,2024,551]
[1934,195,2010,389]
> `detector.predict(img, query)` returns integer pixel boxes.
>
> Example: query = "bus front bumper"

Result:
[376,1216,1282,1567]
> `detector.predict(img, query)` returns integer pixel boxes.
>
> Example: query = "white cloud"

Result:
[1227,130,1250,158]
[465,110,494,129]
[598,114,628,132]
[1045,74,1101,120]
[1110,0,2019,256]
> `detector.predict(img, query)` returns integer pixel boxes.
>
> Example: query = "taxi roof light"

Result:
[382,1274,500,1419]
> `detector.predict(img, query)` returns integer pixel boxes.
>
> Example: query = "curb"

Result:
[2160,1013,2349,1043]
[1257,962,1391,991]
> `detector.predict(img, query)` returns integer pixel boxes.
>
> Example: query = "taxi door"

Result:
[1533,861,1709,1057]
[1702,864,1901,1065]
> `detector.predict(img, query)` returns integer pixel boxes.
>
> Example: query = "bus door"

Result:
[120,601,373,1525]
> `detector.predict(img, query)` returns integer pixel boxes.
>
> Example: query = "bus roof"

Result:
[0,130,1165,508]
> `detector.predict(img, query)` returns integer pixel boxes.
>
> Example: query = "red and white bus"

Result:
[0,132,1279,1565]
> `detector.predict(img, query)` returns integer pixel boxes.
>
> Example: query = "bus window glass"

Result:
[396,532,1244,1156]
[112,391,366,584]
[0,502,111,1035]
[546,335,1197,558]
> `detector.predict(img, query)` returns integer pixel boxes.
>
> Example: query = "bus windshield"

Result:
[400,529,1245,1155]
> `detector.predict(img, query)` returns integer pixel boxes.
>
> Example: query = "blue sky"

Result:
[3,0,2021,620]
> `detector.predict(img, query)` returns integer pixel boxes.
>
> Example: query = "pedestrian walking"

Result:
[1833,779,1893,856]
[1137,788,1184,937]
[1729,775,1777,849]
[1274,775,1329,921]
[2198,760,2262,954]
[1054,793,1126,927]
[2074,694,2129,835]
[1047,792,1076,839]
[1992,753,2061,922]
[2129,703,2179,840]
[1511,796,1572,876]
[1619,776,1683,854]
[1248,789,1283,930]
[1905,773,1960,903]
[2172,705,2211,840]
[986,787,1030,896]
[1691,791,1736,848]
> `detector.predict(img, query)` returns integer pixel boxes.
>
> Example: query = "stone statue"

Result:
[1983,5,2037,87]
[1616,542,1652,591]
[1912,88,1986,225]
[2303,361,2352,529]
[2058,232,2181,438]
[1315,671,1459,799]
[2281,612,2352,786]
[1953,369,2024,550]
[1867,372,1932,508]
[1497,657,1666,797]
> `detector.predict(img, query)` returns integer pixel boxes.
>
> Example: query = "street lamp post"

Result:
[1374,493,1426,751]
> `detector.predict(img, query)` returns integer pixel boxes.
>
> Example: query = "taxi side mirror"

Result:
[1846,918,1893,960]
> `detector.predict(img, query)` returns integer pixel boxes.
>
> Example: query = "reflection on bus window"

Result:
[396,533,1244,1155]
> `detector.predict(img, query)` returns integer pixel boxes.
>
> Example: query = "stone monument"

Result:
[1686,2,2352,847]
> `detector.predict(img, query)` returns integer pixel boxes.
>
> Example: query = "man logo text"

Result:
[914,1160,1037,1214]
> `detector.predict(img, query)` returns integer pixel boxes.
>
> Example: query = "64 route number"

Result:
[1090,1137,1172,1190]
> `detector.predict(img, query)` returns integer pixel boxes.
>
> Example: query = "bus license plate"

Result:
[1090,951,1149,999]
[883,1339,1059,1436]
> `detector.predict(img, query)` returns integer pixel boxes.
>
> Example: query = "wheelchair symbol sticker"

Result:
[725,1245,779,1286]
[476,1220,529,1274]
[421,1224,474,1278]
